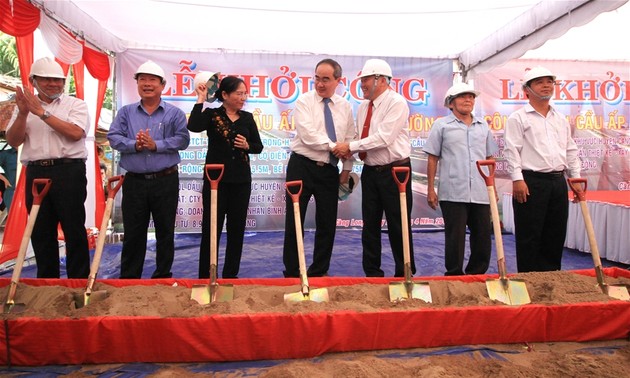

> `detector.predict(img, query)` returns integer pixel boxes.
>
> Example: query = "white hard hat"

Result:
[193,71,221,103]
[523,66,556,87]
[338,172,360,201]
[29,57,65,79]
[444,82,479,107]
[357,59,392,79]
[134,60,166,82]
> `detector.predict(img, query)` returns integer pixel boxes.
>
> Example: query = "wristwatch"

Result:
[40,110,51,120]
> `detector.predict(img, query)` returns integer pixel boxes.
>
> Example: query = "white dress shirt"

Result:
[504,103,580,181]
[350,89,410,166]
[289,90,356,171]
[8,94,90,163]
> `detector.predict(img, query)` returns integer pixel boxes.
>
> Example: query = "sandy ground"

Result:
[4,340,622,377]
[1,270,628,319]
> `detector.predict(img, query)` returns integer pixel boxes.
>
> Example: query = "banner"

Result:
[113,51,453,232]
[473,59,630,201]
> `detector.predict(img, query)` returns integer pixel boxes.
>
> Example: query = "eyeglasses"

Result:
[314,76,335,84]
[232,91,248,98]
[34,77,64,84]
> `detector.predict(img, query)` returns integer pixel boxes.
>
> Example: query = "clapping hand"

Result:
[135,129,156,151]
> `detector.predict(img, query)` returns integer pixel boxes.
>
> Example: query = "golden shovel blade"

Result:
[486,278,531,305]
[3,301,25,314]
[284,287,329,303]
[389,281,432,303]
[74,290,109,309]
[602,284,630,301]
[191,283,234,304]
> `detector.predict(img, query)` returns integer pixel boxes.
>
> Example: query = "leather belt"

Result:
[126,166,178,180]
[366,157,411,172]
[293,153,327,167]
[28,158,86,167]
[522,170,565,178]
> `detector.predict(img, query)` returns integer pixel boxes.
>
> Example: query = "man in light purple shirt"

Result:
[108,60,190,278]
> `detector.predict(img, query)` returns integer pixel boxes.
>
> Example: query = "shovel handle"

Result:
[285,180,303,203]
[87,175,125,292]
[476,160,507,278]
[391,166,410,193]
[567,178,587,202]
[567,178,605,283]
[476,160,495,187]
[106,175,125,199]
[32,178,52,205]
[205,164,224,190]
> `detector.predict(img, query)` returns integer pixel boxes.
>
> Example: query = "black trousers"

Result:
[513,171,568,272]
[120,172,179,278]
[282,153,339,277]
[26,162,90,278]
[439,201,491,276]
[198,181,251,279]
[361,161,415,277]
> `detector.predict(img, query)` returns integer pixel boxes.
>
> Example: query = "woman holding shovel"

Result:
[188,75,263,279]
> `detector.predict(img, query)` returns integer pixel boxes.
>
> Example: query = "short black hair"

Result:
[316,59,343,79]
[216,76,247,102]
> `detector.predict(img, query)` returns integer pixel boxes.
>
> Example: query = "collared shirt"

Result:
[423,113,498,204]
[289,90,356,171]
[504,103,580,181]
[349,89,410,166]
[108,99,190,173]
[7,94,89,163]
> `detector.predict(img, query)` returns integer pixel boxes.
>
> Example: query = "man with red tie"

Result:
[333,59,414,277]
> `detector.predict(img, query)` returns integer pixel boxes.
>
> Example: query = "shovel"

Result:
[74,175,125,308]
[191,164,234,304]
[283,180,329,302]
[3,178,52,313]
[476,160,530,305]
[388,166,432,302]
[567,178,629,300]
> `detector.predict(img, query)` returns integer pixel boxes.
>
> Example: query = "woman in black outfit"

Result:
[188,76,263,278]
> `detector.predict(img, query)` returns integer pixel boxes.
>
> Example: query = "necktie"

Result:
[323,98,338,166]
[358,101,373,161]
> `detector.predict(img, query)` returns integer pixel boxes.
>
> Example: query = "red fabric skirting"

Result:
[578,191,630,206]
[1,268,629,366]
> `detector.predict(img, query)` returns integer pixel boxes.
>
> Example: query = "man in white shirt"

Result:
[333,59,414,277]
[282,58,356,277]
[504,66,581,272]
[6,57,90,278]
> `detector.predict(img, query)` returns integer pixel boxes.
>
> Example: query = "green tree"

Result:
[0,32,20,77]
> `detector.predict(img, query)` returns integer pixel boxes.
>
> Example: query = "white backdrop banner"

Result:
[473,59,630,196]
[113,51,453,232]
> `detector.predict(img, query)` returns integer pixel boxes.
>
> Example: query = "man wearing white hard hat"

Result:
[333,58,414,277]
[282,58,355,278]
[108,60,190,278]
[6,57,91,278]
[504,66,581,272]
[423,83,497,276]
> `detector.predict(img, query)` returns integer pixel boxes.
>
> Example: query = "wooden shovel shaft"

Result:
[567,178,607,286]
[286,180,309,295]
[204,164,224,281]
[86,175,124,294]
[487,186,507,279]
[6,179,52,306]
[391,167,413,282]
